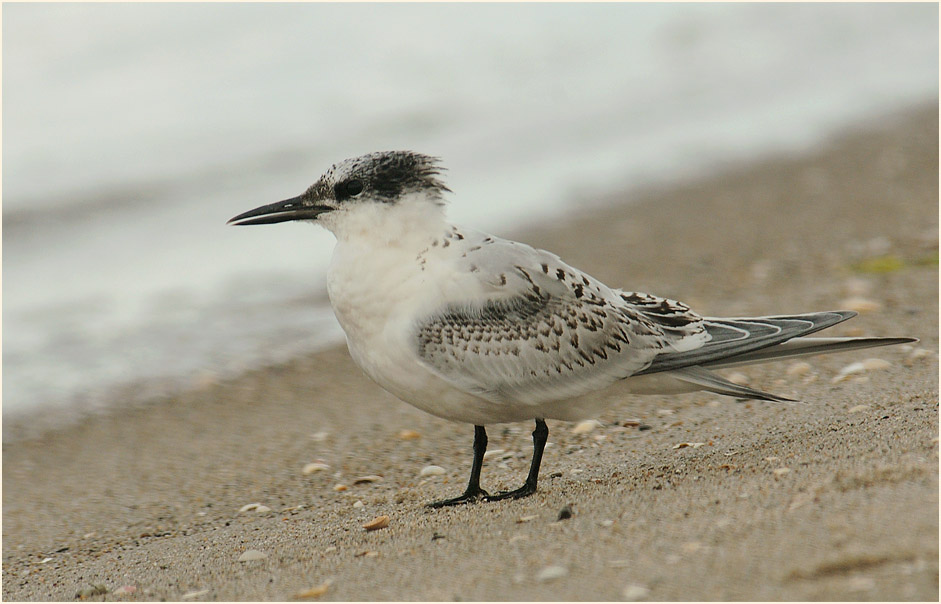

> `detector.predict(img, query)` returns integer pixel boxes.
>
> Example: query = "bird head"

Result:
[227,151,451,237]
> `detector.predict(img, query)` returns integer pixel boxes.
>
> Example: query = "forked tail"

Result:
[639,310,916,402]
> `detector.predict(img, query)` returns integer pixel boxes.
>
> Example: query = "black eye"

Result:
[343,179,364,197]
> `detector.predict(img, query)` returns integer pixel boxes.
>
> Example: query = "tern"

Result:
[229,150,915,507]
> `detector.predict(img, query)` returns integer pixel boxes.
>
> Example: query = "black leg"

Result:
[486,419,548,501]
[426,425,490,508]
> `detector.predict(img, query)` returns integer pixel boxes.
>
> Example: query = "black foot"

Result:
[427,425,490,508]
[484,481,537,502]
[426,486,490,508]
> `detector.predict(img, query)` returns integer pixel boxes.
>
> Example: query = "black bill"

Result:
[227,194,333,226]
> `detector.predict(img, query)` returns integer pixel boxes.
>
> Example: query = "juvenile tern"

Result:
[229,150,915,507]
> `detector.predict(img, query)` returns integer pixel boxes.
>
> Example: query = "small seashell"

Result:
[238,549,267,562]
[516,514,539,523]
[571,419,602,434]
[848,404,870,413]
[832,358,891,383]
[773,467,791,477]
[113,585,137,596]
[673,442,706,449]
[363,515,390,531]
[622,584,651,601]
[420,465,446,477]
[353,500,365,509]
[354,550,379,558]
[254,505,272,515]
[656,409,675,416]
[333,484,348,492]
[397,429,421,440]
[535,565,568,582]
[786,361,812,377]
[352,475,383,484]
[181,589,210,599]
[238,503,262,513]
[293,582,330,599]
[303,462,330,475]
[840,297,882,313]
[482,448,506,460]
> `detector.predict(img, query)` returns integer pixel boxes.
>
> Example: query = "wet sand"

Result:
[3,103,938,601]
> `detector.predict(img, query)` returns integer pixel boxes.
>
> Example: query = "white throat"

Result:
[317,192,449,246]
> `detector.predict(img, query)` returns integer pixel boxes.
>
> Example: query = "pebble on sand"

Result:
[363,515,390,531]
[840,296,882,313]
[904,347,933,366]
[293,582,331,599]
[352,475,383,484]
[420,465,446,477]
[303,462,331,475]
[238,503,271,514]
[786,361,813,377]
[238,549,268,562]
[773,467,791,478]
[622,584,651,601]
[842,277,872,296]
[571,419,602,434]
[353,500,365,509]
[76,585,109,599]
[536,565,568,582]
[397,429,421,440]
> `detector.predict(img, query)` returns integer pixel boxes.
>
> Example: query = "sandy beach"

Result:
[3,103,938,601]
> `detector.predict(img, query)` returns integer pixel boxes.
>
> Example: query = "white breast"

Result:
[326,231,507,424]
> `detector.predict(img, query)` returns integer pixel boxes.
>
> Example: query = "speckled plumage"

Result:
[229,150,915,505]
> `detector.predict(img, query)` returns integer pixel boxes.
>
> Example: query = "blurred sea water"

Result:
[2,3,937,432]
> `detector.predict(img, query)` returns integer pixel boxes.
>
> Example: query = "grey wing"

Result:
[635,311,856,375]
[413,238,709,405]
